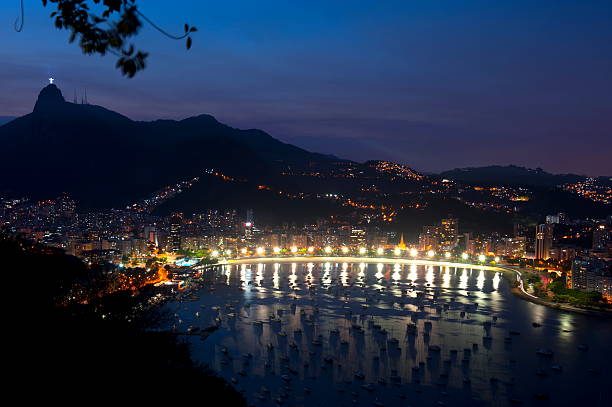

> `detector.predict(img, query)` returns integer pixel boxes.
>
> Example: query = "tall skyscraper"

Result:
[246,208,254,225]
[439,218,459,249]
[169,214,182,252]
[350,227,366,247]
[535,224,553,260]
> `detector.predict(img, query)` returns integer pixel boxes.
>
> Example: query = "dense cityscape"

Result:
[2,188,610,306]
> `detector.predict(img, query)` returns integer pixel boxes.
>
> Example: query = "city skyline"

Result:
[1,1,611,176]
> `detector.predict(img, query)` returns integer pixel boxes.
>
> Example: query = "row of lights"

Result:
[209,247,500,263]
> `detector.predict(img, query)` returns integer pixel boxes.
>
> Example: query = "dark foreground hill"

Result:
[2,233,245,404]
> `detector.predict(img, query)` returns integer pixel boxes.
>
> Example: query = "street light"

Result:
[225,249,232,256]
[394,248,401,256]
[444,252,451,258]
[211,250,219,257]
[273,247,281,254]
[359,247,367,255]
[341,246,349,254]
[409,248,418,257]
[325,246,332,254]
[494,256,500,262]
[240,248,247,255]
[307,246,314,253]
[377,247,384,255]
[291,246,298,253]
[478,254,486,262]
[461,252,469,260]
[256,247,265,255]
[427,250,435,257]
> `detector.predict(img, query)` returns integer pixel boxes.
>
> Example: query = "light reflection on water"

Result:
[167,262,611,407]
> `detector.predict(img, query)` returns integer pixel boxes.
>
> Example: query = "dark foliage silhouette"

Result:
[16,0,196,77]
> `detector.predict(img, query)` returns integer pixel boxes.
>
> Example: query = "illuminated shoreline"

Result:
[221,256,504,271]
[195,256,551,305]
[199,257,609,316]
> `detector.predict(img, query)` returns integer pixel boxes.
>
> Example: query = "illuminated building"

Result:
[439,218,458,249]
[419,226,439,251]
[549,246,576,262]
[289,234,307,248]
[571,257,612,299]
[418,218,458,252]
[182,236,209,251]
[592,223,609,250]
[496,236,526,258]
[350,227,366,247]
[169,214,182,252]
[143,225,159,247]
[546,214,560,224]
[535,224,553,260]
[246,208,254,225]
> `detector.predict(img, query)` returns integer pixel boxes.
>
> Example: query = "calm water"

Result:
[165,262,611,406]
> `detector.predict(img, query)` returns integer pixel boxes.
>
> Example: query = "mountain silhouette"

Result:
[0,85,341,209]
[438,165,586,187]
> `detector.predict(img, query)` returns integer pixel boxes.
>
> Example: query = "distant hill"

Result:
[0,85,343,209]
[439,165,586,187]
[2,85,605,226]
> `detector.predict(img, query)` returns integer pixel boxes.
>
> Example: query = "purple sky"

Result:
[1,1,611,175]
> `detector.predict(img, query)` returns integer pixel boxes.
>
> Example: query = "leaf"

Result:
[184,24,189,33]
[186,37,192,50]
[189,27,198,32]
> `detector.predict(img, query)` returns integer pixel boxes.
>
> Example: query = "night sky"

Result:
[1,1,611,175]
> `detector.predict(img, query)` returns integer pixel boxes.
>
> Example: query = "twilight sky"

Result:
[1,0,611,175]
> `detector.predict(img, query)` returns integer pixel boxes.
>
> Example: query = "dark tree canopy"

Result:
[20,1,197,77]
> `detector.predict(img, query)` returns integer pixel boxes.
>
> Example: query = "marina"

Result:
[165,261,611,406]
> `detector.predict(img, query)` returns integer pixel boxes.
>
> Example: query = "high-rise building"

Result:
[143,225,159,247]
[246,209,254,225]
[549,246,577,262]
[570,257,612,300]
[593,223,609,250]
[289,234,308,248]
[350,227,366,247]
[496,236,526,258]
[459,232,472,252]
[546,214,560,224]
[535,224,553,260]
[467,236,488,255]
[439,218,459,249]
[169,214,182,252]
